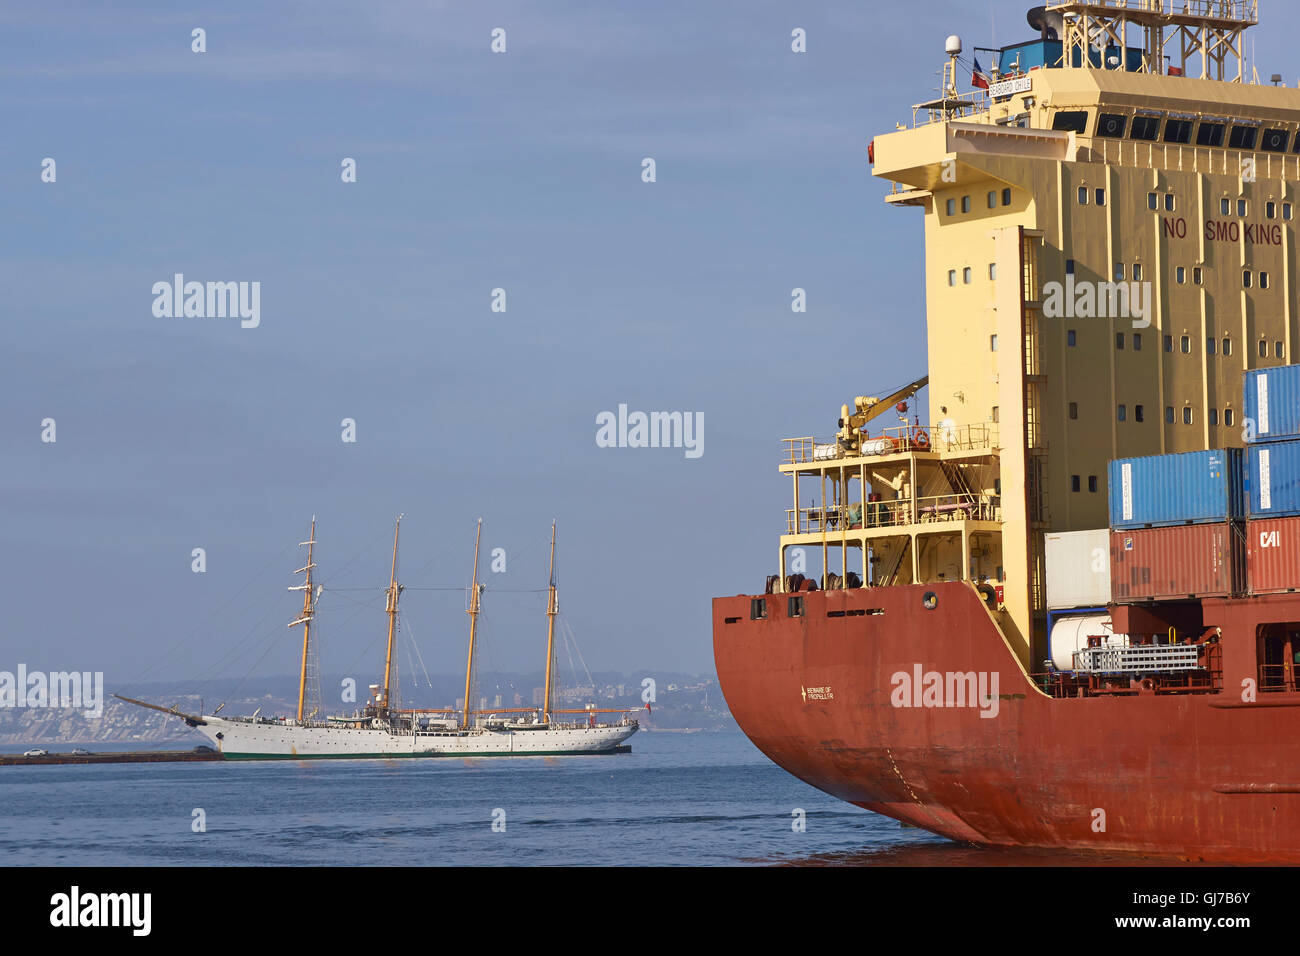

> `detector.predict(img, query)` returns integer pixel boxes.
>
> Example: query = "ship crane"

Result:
[836,374,929,454]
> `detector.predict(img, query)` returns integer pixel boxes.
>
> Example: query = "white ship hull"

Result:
[197,715,638,759]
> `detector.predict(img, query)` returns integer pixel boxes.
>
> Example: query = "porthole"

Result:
[922,592,938,610]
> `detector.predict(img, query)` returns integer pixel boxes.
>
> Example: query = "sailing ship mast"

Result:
[544,521,557,724]
[380,515,403,716]
[289,517,318,725]
[462,519,484,730]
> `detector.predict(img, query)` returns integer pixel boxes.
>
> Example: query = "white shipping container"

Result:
[1045,529,1112,609]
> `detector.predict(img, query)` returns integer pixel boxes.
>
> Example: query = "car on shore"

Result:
[22,749,47,757]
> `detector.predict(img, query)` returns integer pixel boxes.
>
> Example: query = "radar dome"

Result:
[945,35,963,56]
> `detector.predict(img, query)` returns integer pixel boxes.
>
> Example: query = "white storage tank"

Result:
[1045,528,1112,609]
[1049,613,1126,671]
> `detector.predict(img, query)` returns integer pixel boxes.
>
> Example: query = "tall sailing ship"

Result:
[714,1,1300,861]
[121,517,638,758]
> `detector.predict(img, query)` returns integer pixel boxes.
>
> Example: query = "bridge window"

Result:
[1166,406,1175,423]
[1277,341,1286,359]
[1262,128,1290,152]
[1164,335,1173,351]
[1067,329,1077,346]
[1268,201,1277,219]
[1220,197,1231,215]
[987,190,997,209]
[1116,333,1124,350]
[1133,264,1142,281]
[1066,258,1075,275]
[1183,407,1194,425]
[750,598,767,620]
[1071,475,1080,492]
[1260,340,1269,358]
[1197,122,1225,147]
[1053,111,1089,133]
[1096,188,1106,206]
[1176,266,1186,284]
[1243,270,1252,288]
[787,596,804,618]
[989,263,997,279]
[1238,199,1249,217]
[962,195,971,213]
[1117,404,1127,421]
[1207,337,1217,355]
[1165,194,1175,211]
[1163,119,1193,144]
[1225,409,1236,427]
[1115,262,1125,281]
[1002,188,1012,206]
[1229,125,1258,150]
[1261,272,1270,290]
[1181,335,1191,353]
[1133,333,1142,350]
[963,267,972,284]
[1088,476,1098,493]
[948,270,957,286]
[1209,409,1219,426]
[1097,113,1127,137]
[1285,203,1294,220]
[1135,405,1145,423]
[1194,267,1204,285]
[1148,192,1158,210]
[946,198,956,216]
[1131,115,1161,141]
[990,334,998,351]
[1223,337,1233,356]
[1078,186,1089,205]
[1069,402,1078,419]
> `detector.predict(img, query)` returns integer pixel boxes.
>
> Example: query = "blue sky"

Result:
[3,1,1292,687]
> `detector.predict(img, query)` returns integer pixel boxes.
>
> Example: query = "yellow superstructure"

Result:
[778,0,1297,669]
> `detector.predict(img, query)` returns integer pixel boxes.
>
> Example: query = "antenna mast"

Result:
[381,515,403,716]
[462,519,484,730]
[543,521,558,724]
[290,517,317,725]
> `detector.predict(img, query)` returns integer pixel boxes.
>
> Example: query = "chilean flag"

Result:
[972,56,991,90]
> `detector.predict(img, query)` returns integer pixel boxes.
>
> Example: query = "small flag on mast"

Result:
[972,56,991,90]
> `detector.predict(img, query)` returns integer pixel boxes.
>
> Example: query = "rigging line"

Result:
[559,615,595,690]
[316,522,394,587]
[175,597,291,700]
[403,611,434,691]
[127,538,297,686]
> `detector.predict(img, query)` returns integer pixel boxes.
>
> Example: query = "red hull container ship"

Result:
[714,1,1300,862]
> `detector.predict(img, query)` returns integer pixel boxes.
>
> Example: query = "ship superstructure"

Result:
[715,0,1300,861]
[121,518,638,759]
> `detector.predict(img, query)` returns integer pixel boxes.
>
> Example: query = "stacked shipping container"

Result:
[1106,450,1246,602]
[1243,365,1300,593]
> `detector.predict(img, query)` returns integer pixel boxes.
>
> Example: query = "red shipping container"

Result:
[1246,517,1300,594]
[1110,524,1245,603]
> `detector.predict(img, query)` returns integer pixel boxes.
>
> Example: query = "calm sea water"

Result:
[0,732,959,866]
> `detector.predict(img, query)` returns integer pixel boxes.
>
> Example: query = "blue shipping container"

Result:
[1108,449,1245,529]
[1247,441,1300,518]
[1244,365,1300,444]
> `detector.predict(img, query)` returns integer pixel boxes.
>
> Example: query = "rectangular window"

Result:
[991,406,1000,423]
[1260,340,1269,358]
[1095,188,1106,206]
[1261,272,1270,290]
[962,195,971,213]
[788,596,804,618]
[1209,409,1219,426]
[1194,267,1203,285]
[1088,476,1098,493]
[1165,194,1176,212]
[948,270,957,286]
[1244,270,1253,288]
[1067,329,1077,347]
[1117,404,1127,421]
[1164,335,1173,352]
[1133,333,1142,351]
[1181,335,1191,353]
[1183,407,1193,425]
[1268,201,1277,220]
[1197,122,1226,147]
[988,263,997,280]
[1225,408,1235,427]
[1148,192,1159,211]
[963,267,972,284]
[1135,405,1145,423]
[990,334,998,351]
[1071,475,1081,492]
[1262,128,1290,152]
[1238,199,1248,217]
[1097,113,1127,138]
[1069,402,1078,419]
[1165,406,1175,423]
[750,598,767,620]
[987,190,997,209]
[1133,264,1142,281]
[1115,333,1125,350]
[1065,259,1075,275]
[1115,263,1125,281]
[1078,186,1089,205]
[1131,115,1161,141]
[1053,110,1089,133]
[1176,266,1186,284]
[1003,188,1012,206]
[1229,125,1258,150]
[1222,337,1232,356]
[946,198,956,216]
[1286,203,1294,220]
[1163,118,1193,144]
[1221,197,1231,215]
[1277,341,1286,359]
[1207,337,1217,355]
